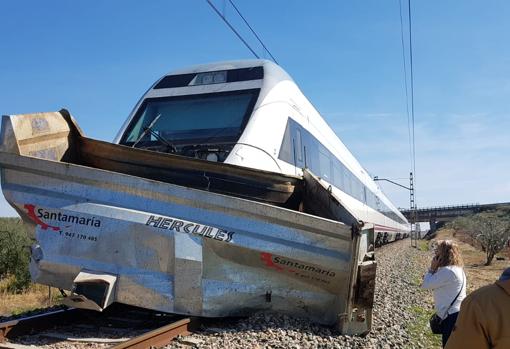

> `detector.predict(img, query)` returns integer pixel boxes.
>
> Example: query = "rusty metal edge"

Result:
[0,308,79,342]
[111,317,196,349]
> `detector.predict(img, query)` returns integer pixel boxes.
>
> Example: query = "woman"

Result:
[422,240,466,347]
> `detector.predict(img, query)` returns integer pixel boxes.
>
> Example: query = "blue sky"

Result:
[1,0,509,216]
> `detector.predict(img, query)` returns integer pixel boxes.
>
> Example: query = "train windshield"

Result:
[121,89,259,148]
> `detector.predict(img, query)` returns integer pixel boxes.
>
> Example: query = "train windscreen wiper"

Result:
[131,114,177,153]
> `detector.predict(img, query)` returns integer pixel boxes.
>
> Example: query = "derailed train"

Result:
[115,60,409,239]
[0,60,408,334]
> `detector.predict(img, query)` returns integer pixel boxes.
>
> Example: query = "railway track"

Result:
[0,304,197,349]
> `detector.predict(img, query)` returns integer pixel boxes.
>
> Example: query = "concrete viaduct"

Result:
[400,202,510,233]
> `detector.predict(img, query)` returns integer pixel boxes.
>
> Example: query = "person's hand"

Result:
[430,255,439,273]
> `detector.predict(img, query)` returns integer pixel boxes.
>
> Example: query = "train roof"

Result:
[164,59,292,82]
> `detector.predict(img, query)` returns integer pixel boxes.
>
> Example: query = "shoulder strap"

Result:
[445,270,465,315]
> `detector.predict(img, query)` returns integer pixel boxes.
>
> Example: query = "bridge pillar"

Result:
[429,219,437,234]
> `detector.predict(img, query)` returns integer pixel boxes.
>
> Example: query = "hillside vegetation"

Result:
[0,217,31,292]
[0,217,63,316]
[448,208,510,265]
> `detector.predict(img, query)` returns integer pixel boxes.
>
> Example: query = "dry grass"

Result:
[0,278,61,317]
[432,229,509,293]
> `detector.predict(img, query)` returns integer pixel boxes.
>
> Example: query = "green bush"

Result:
[0,218,32,292]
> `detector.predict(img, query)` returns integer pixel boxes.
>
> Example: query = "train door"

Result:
[277,118,306,175]
[292,126,305,174]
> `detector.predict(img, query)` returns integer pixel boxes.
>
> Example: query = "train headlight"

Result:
[192,71,227,85]
[206,153,219,162]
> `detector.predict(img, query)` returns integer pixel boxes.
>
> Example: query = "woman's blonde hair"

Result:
[433,240,463,271]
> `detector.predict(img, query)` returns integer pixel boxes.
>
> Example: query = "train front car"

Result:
[116,60,408,240]
[115,61,268,169]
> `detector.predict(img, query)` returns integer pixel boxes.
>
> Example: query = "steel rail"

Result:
[0,308,79,342]
[111,317,196,349]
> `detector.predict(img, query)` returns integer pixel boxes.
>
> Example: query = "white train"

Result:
[0,59,409,329]
[115,59,409,243]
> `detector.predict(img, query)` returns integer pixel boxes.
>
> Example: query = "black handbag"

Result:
[429,271,465,334]
[429,313,443,334]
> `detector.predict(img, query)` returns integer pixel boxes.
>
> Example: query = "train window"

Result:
[319,148,331,180]
[121,89,259,146]
[375,196,381,208]
[366,192,375,208]
[357,180,365,202]
[371,194,378,209]
[306,142,317,172]
[333,163,344,190]
[351,179,358,200]
[295,129,303,162]
[278,121,294,164]
[352,179,363,202]
[343,170,352,196]
[303,145,308,168]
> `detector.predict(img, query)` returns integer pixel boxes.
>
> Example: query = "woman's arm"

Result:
[422,267,450,289]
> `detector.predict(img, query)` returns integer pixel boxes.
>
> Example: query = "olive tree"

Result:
[0,218,32,292]
[450,210,510,266]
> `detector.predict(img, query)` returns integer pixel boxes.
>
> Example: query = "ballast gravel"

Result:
[4,239,436,348]
[168,240,435,349]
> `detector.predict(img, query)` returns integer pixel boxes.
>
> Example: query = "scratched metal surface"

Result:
[0,112,373,333]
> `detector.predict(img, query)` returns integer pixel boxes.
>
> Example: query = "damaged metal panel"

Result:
[76,136,303,208]
[1,152,353,323]
[0,110,377,334]
[355,259,377,309]
[302,169,361,227]
[62,271,117,311]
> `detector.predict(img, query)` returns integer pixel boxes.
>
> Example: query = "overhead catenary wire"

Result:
[205,0,260,59]
[227,0,279,64]
[407,0,418,246]
[398,0,413,169]
[398,0,418,210]
[407,0,417,197]
[397,0,418,242]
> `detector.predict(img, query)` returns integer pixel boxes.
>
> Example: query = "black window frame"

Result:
[119,89,260,146]
[153,67,264,89]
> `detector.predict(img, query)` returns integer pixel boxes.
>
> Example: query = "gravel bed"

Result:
[3,240,436,348]
[169,240,435,349]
